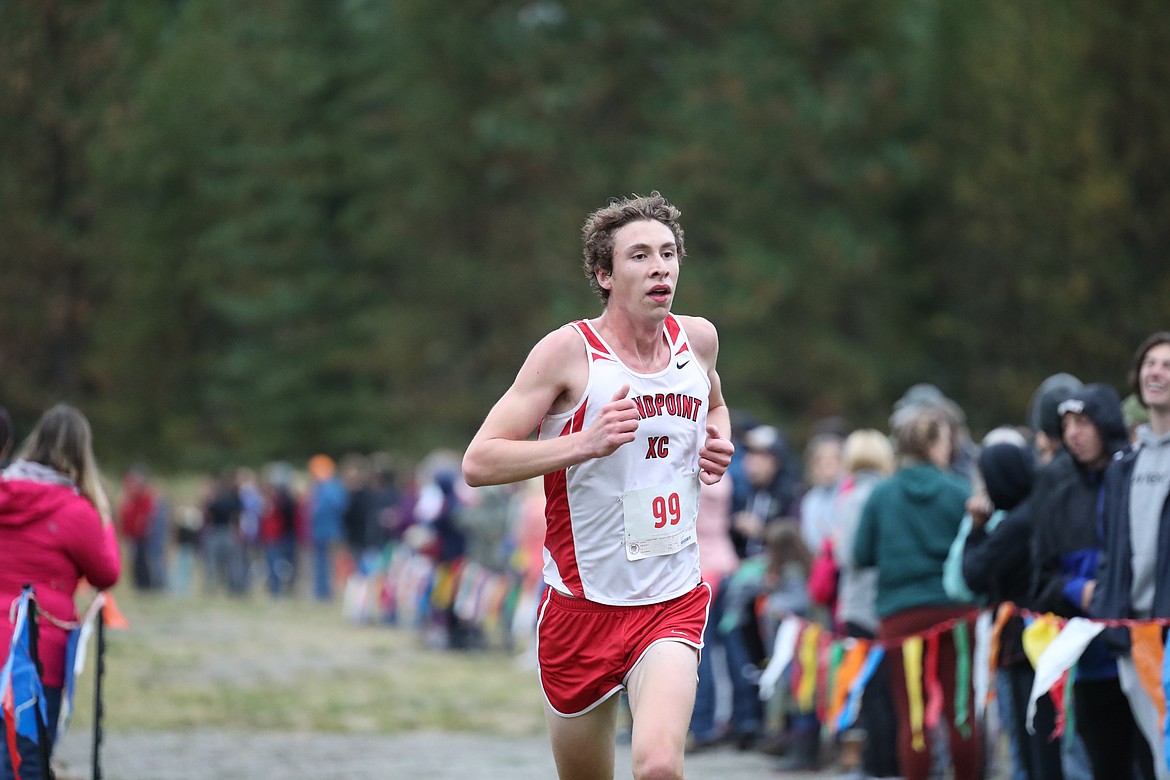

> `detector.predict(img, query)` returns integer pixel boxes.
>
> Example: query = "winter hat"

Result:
[744,424,787,461]
[1027,373,1084,439]
[1057,383,1128,457]
[979,442,1035,511]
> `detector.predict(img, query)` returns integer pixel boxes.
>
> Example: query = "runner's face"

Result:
[598,220,678,315]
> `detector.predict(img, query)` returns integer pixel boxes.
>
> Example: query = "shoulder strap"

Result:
[572,319,619,364]
[664,314,692,359]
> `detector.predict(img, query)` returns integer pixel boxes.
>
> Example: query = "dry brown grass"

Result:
[66,585,547,738]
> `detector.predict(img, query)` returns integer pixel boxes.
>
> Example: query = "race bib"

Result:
[622,474,699,561]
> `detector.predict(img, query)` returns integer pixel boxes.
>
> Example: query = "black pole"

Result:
[92,604,106,780]
[23,586,52,780]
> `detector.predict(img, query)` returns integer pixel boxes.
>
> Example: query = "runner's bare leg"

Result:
[625,641,699,780]
[545,693,619,780]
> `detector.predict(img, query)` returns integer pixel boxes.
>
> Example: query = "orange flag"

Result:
[827,640,870,732]
[1129,623,1166,724]
[101,592,130,629]
[986,602,1015,705]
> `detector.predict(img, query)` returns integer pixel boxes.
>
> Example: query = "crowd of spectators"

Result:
[673,331,1170,780]
[7,330,1170,780]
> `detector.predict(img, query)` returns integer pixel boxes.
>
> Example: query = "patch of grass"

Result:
[65,587,547,738]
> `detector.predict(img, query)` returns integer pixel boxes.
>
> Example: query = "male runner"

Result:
[463,191,734,780]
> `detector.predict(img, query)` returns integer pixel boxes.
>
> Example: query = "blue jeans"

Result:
[690,578,760,741]
[0,685,61,780]
[313,540,334,601]
[996,668,1029,780]
[265,537,297,597]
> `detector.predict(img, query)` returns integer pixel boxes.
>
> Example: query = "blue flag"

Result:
[57,592,106,739]
[2,586,48,777]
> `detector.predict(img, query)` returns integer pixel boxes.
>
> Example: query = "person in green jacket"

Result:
[853,405,979,780]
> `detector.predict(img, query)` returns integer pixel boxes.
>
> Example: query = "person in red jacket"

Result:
[118,466,158,590]
[0,403,122,777]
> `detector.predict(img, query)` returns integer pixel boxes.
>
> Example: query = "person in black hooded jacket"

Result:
[1030,383,1154,780]
[962,441,1064,780]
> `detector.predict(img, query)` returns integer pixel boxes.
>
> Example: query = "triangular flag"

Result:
[1026,617,1104,734]
[101,592,129,629]
[796,623,822,712]
[1049,674,1067,740]
[759,617,803,701]
[58,593,107,737]
[837,645,884,734]
[820,640,846,725]
[1129,623,1167,726]
[973,609,993,719]
[1022,613,1063,668]
[986,603,1015,706]
[827,640,868,734]
[954,620,973,739]
[1161,634,1170,775]
[1,587,49,780]
[924,631,943,730]
[903,636,926,752]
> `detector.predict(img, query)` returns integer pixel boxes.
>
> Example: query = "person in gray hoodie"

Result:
[1093,331,1170,780]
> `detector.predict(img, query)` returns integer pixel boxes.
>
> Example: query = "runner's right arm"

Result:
[462,327,640,487]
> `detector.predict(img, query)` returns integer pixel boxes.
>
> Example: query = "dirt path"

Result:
[47,588,797,779]
[56,729,787,779]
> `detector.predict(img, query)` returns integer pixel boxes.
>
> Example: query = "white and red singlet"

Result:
[537,314,711,606]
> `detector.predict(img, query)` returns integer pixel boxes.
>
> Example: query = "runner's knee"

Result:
[631,747,684,780]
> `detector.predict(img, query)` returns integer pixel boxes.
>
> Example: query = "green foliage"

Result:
[1,0,1168,467]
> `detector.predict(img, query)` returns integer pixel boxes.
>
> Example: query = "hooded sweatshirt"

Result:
[0,461,121,687]
[961,443,1035,606]
[1092,423,1170,652]
[1031,384,1128,616]
[852,463,971,618]
[1030,383,1127,680]
[960,444,1035,667]
[1127,423,1170,615]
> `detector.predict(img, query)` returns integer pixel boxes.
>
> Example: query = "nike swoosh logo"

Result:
[676,360,690,370]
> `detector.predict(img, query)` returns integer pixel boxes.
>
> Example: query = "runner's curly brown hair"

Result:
[580,191,686,303]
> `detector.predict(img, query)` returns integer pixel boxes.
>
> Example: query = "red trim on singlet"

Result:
[664,313,681,342]
[544,400,589,595]
[580,317,688,362]
[575,320,611,356]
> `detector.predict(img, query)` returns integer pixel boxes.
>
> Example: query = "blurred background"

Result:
[2,0,1168,471]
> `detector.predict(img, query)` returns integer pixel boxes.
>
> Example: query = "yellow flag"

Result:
[1022,614,1062,668]
[797,624,822,711]
[903,636,926,752]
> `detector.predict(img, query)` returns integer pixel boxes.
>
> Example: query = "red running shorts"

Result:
[536,582,711,717]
